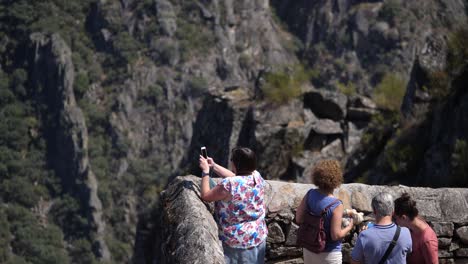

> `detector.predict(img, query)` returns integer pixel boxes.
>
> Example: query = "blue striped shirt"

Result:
[351,222,412,263]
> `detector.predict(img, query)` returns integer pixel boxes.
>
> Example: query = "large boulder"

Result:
[158,176,224,264]
[303,89,347,121]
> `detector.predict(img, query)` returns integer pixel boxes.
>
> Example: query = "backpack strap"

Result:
[305,190,341,216]
[378,225,401,264]
[320,199,341,216]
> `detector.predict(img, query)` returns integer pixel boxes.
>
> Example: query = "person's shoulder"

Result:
[308,188,319,196]
[221,176,240,185]
[253,170,264,179]
[358,228,374,239]
[253,170,266,183]
[398,226,412,246]
[423,225,438,240]
[400,226,411,235]
[355,228,376,246]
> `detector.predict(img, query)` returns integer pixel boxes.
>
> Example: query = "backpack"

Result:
[296,194,340,253]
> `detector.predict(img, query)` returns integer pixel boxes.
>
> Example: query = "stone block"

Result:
[337,188,351,209]
[284,222,299,246]
[433,222,455,237]
[439,259,455,264]
[277,210,295,224]
[450,243,461,252]
[439,237,452,248]
[267,222,285,244]
[268,246,303,259]
[439,250,454,258]
[456,226,468,244]
[455,248,468,257]
[351,191,372,213]
[342,242,353,263]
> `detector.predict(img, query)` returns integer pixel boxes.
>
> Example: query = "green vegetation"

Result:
[140,84,164,105]
[379,0,403,26]
[239,53,253,70]
[187,76,208,97]
[261,65,313,104]
[355,172,370,184]
[372,73,406,112]
[428,70,450,100]
[383,138,420,175]
[361,112,399,147]
[337,81,357,96]
[447,28,468,73]
[113,32,142,64]
[176,18,215,61]
[0,0,151,262]
[5,205,70,263]
[0,208,10,262]
[452,139,468,185]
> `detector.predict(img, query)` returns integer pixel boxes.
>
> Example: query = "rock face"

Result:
[29,33,110,260]
[6,0,467,262]
[271,0,466,92]
[159,176,468,263]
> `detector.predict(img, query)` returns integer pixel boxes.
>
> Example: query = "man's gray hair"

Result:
[372,192,394,217]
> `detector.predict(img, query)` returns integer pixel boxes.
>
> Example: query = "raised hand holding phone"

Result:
[201,146,208,159]
[200,146,216,188]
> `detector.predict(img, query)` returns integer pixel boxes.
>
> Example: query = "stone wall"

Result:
[158,176,468,264]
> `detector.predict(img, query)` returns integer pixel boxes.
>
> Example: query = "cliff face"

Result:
[272,0,466,92]
[29,33,111,260]
[1,0,467,262]
[160,176,468,263]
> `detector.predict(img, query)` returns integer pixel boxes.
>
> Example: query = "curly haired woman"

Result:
[296,160,354,264]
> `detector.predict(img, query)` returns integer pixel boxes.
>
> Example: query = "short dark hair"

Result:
[231,147,256,175]
[394,193,419,220]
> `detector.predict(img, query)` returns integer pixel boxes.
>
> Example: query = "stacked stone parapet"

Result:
[159,176,468,263]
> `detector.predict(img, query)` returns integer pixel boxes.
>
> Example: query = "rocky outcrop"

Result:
[29,33,110,260]
[158,176,224,264]
[160,176,468,263]
[304,89,347,121]
[271,0,467,93]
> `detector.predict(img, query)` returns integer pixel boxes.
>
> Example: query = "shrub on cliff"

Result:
[337,81,357,96]
[452,139,468,185]
[379,0,403,26]
[261,65,312,104]
[0,208,10,262]
[372,73,406,112]
[447,28,468,74]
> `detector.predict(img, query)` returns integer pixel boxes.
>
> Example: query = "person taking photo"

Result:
[199,147,267,264]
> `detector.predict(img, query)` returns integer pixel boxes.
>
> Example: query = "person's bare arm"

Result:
[295,195,307,224]
[199,155,230,202]
[330,203,354,241]
[201,180,229,202]
[209,159,235,178]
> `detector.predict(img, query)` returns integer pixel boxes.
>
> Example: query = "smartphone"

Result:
[201,146,208,159]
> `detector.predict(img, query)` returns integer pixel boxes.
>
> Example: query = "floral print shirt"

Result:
[215,171,268,248]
